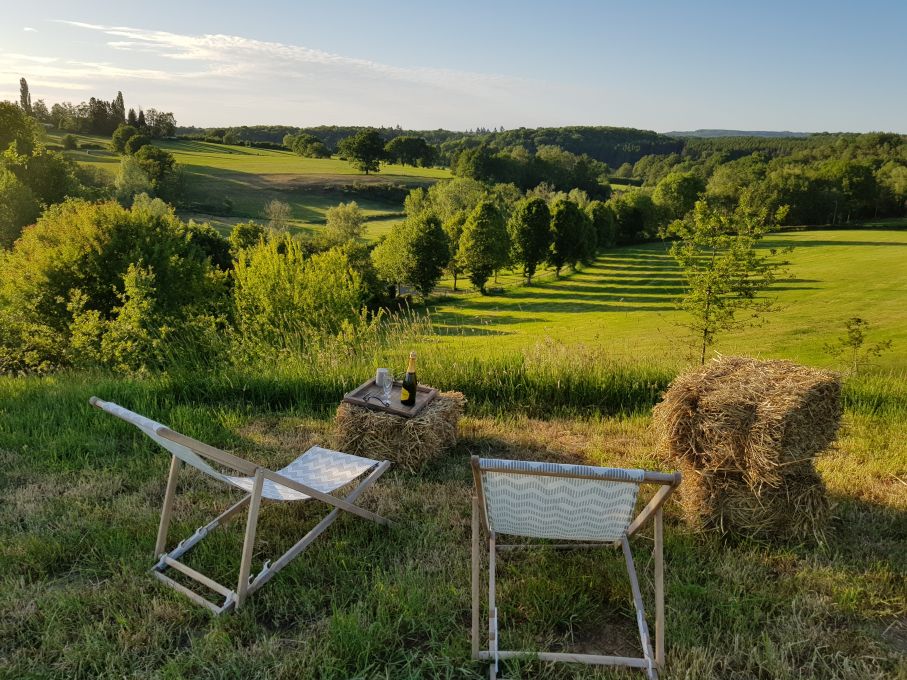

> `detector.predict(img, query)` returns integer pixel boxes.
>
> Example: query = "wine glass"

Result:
[375,368,393,406]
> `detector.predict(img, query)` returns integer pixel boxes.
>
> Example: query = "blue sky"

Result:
[2,0,905,132]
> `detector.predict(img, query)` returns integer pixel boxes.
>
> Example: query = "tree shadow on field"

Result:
[761,238,907,249]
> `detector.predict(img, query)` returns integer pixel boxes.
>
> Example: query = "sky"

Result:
[1,0,905,133]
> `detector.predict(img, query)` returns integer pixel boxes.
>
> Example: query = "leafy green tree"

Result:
[587,200,617,248]
[284,132,330,158]
[0,168,40,248]
[230,221,267,253]
[457,200,508,294]
[0,101,40,154]
[653,171,706,220]
[548,199,585,276]
[322,201,365,246]
[127,108,138,126]
[442,212,467,290]
[111,124,139,153]
[385,136,435,166]
[124,133,151,155]
[186,220,232,271]
[338,129,385,174]
[372,214,449,298]
[115,157,152,204]
[664,200,790,364]
[608,190,658,244]
[507,196,551,283]
[133,145,177,193]
[61,134,78,150]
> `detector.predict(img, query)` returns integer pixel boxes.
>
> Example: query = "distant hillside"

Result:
[667,129,810,138]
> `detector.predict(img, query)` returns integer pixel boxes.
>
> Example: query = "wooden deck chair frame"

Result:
[90,397,393,615]
[470,455,681,680]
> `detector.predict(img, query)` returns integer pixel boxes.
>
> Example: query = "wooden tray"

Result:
[342,379,438,417]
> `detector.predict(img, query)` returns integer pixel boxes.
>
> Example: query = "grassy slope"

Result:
[54,131,451,239]
[430,229,907,371]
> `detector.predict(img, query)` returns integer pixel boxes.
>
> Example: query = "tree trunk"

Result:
[452,272,458,291]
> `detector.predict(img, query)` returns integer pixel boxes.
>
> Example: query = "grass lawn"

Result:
[429,229,907,371]
[52,131,451,239]
[0,367,904,678]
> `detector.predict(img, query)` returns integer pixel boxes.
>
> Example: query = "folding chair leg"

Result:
[236,468,264,610]
[155,455,181,558]
[622,536,657,680]
[471,496,481,661]
[488,532,498,680]
[655,507,665,670]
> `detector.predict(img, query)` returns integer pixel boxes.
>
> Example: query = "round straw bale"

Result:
[653,356,840,541]
[334,391,466,472]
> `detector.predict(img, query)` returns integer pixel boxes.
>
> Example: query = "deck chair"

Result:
[470,456,681,680]
[89,397,393,614]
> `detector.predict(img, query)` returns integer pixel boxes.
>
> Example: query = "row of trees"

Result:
[370,178,619,297]
[18,78,175,138]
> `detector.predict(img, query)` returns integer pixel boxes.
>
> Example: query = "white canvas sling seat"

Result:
[89,397,393,615]
[470,456,681,680]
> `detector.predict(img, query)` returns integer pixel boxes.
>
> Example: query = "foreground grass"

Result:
[0,362,904,679]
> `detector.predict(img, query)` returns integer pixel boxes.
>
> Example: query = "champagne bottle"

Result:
[400,351,417,406]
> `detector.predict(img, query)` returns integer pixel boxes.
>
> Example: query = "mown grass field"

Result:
[432,229,907,371]
[52,131,450,239]
[1,224,906,677]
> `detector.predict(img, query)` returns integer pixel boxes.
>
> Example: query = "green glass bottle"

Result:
[400,351,417,406]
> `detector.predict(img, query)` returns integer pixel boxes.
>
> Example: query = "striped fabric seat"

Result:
[478,458,644,541]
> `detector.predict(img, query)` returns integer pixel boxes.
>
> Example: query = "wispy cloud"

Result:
[55,20,526,95]
[23,27,37,33]
[2,19,584,127]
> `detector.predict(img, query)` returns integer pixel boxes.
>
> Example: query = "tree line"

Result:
[18,78,175,138]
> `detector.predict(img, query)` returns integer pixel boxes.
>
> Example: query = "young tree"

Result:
[127,108,138,126]
[665,200,790,364]
[457,200,508,294]
[823,317,893,375]
[323,201,365,246]
[548,198,585,277]
[115,156,153,205]
[124,133,151,155]
[229,221,267,253]
[372,214,449,299]
[264,199,292,232]
[338,129,385,174]
[136,109,147,129]
[442,212,467,290]
[112,91,126,125]
[507,196,551,283]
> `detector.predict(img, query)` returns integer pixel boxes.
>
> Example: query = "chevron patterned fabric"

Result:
[478,458,643,541]
[227,447,378,501]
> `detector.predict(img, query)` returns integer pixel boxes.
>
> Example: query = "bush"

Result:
[61,134,78,150]
[233,238,370,353]
[0,198,225,373]
[115,157,153,204]
[111,124,139,153]
[0,169,40,248]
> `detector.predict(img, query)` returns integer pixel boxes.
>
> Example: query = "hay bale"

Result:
[334,391,466,472]
[653,356,841,541]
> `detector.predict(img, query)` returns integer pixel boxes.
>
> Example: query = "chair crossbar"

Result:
[479,651,649,668]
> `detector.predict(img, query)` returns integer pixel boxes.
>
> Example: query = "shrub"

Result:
[61,134,78,150]
[233,238,369,353]
[0,198,225,373]
[111,124,139,153]
[0,169,40,248]
[230,221,267,253]
[115,157,153,204]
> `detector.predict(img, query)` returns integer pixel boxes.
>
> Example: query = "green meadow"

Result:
[2,130,902,678]
[55,131,450,238]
